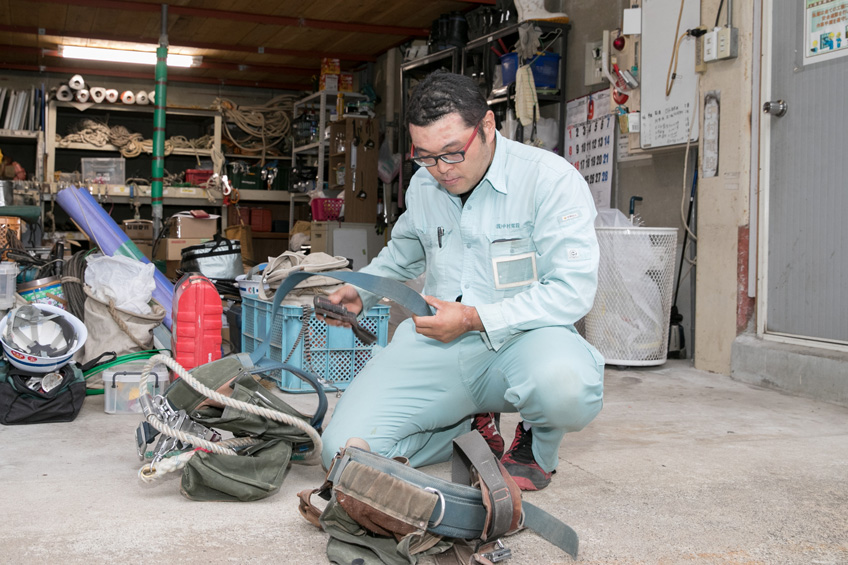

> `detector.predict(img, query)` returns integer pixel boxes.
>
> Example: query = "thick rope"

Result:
[137,354,323,477]
[138,437,259,482]
[107,298,148,350]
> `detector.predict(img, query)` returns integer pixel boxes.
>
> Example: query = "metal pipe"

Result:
[727,0,733,28]
[151,3,168,238]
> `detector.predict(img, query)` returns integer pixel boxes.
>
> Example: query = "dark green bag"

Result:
[176,371,315,502]
[178,373,315,502]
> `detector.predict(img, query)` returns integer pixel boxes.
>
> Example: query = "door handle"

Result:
[762,100,788,117]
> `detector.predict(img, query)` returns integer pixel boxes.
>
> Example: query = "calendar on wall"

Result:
[565,89,613,210]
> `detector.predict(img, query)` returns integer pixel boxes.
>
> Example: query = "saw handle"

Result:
[313,296,377,345]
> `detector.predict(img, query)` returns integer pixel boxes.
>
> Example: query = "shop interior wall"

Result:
[562,0,697,358]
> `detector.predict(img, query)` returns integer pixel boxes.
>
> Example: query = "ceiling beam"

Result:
[0,62,311,91]
[30,0,430,37]
[0,24,378,64]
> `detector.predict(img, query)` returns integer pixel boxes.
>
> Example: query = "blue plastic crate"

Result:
[240,295,390,393]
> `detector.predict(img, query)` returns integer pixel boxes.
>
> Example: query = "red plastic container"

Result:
[185,169,214,186]
[311,198,343,221]
[171,273,222,371]
[250,207,272,232]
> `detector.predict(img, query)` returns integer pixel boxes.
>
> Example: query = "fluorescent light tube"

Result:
[59,46,200,68]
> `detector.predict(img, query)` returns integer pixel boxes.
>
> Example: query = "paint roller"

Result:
[90,87,106,104]
[74,89,90,103]
[134,91,149,105]
[105,89,119,103]
[120,91,135,104]
[68,74,85,90]
[56,85,74,102]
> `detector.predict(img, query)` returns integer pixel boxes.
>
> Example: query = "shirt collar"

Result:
[479,130,509,195]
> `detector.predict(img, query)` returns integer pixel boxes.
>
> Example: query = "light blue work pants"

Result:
[320,319,605,472]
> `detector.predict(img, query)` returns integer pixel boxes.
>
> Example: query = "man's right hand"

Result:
[319,285,363,327]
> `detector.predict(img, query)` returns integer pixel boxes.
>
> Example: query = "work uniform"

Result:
[321,131,604,472]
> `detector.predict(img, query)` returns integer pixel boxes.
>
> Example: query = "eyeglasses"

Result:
[410,120,482,167]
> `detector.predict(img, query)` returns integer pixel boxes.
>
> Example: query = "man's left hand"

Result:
[412,296,484,343]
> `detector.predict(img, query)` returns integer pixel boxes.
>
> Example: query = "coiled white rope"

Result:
[215,95,297,163]
[137,354,322,481]
[57,120,211,161]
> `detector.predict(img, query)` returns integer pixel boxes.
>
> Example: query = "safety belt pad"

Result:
[335,460,438,538]
[165,354,253,413]
[452,432,522,540]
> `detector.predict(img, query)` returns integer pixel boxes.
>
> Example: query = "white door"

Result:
[760,0,848,346]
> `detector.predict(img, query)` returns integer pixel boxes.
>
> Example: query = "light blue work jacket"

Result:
[361,131,599,352]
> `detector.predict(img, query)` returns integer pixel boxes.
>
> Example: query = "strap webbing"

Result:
[248,271,433,366]
[452,431,516,540]
[522,501,579,559]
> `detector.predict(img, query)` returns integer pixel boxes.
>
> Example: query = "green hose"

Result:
[84,349,169,396]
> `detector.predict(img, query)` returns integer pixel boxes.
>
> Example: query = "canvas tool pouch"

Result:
[82,286,165,363]
[173,361,316,502]
[0,362,85,425]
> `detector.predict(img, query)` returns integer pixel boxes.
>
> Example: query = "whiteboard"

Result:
[640,0,700,149]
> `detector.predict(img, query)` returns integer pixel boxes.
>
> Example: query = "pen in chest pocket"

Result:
[437,227,444,248]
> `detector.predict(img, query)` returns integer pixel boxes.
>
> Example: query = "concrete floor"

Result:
[1,359,847,564]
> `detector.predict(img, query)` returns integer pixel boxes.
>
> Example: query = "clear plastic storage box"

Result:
[102,361,170,414]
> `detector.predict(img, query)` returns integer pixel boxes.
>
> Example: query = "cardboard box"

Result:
[133,241,153,260]
[168,213,219,239]
[320,73,339,92]
[340,72,354,92]
[122,219,153,240]
[321,58,341,74]
[155,238,212,261]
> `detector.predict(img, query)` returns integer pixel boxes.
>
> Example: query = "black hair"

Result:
[405,70,489,129]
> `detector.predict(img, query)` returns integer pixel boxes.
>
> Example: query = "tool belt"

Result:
[298,431,579,564]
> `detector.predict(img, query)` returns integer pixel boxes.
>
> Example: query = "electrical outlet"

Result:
[703,28,718,62]
[584,40,604,86]
[695,35,707,73]
[716,27,738,60]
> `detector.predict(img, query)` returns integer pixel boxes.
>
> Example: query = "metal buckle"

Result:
[424,487,446,528]
[480,539,512,563]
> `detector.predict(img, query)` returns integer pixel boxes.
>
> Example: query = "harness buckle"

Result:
[480,539,512,563]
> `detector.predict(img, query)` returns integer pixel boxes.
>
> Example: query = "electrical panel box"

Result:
[584,40,605,86]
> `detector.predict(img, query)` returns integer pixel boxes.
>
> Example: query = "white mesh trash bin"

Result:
[584,227,678,366]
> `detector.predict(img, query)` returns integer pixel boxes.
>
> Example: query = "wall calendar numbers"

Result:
[565,89,613,209]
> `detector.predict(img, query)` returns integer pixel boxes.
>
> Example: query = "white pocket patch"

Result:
[492,252,538,289]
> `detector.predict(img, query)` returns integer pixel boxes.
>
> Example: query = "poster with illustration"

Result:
[805,0,848,64]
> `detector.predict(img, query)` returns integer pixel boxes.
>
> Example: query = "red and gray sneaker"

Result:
[472,412,504,459]
[501,422,554,491]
